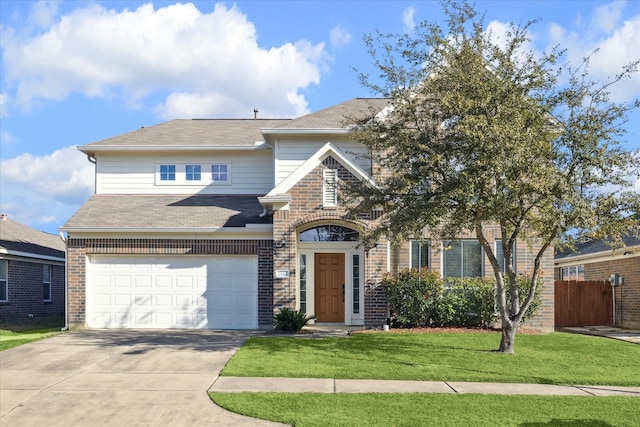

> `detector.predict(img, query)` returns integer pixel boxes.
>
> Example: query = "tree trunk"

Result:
[498,320,517,354]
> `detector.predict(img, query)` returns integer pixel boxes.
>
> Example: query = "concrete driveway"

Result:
[1,330,284,426]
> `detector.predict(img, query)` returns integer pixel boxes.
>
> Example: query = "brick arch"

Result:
[289,212,368,235]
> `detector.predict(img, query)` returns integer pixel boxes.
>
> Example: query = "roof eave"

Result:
[261,128,350,135]
[78,144,271,154]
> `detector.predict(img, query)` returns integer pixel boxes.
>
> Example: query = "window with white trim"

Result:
[410,240,430,271]
[0,260,7,302]
[323,169,338,206]
[495,240,516,273]
[442,240,483,278]
[211,164,228,182]
[159,164,176,181]
[43,265,52,301]
[185,164,201,181]
[560,265,584,281]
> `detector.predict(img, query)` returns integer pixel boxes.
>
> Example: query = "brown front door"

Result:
[315,253,345,322]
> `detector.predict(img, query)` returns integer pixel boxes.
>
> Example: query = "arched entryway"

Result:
[297,223,364,325]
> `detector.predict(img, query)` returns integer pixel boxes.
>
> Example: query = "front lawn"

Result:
[211,393,640,427]
[0,318,64,351]
[222,331,640,386]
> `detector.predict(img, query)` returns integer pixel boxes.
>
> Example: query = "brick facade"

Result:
[0,259,65,323]
[394,226,555,331]
[583,256,639,328]
[66,238,273,328]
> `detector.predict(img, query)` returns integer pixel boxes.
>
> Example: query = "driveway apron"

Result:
[1,330,284,426]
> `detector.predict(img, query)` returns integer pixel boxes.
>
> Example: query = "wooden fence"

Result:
[554,280,613,327]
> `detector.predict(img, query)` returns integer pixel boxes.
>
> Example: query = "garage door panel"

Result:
[88,256,257,329]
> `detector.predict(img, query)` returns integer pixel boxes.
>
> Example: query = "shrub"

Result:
[383,269,444,327]
[434,277,498,327]
[273,308,316,332]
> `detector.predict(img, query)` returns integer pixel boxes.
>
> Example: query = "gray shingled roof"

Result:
[556,232,640,259]
[62,194,272,230]
[272,98,389,130]
[0,215,65,259]
[81,119,291,150]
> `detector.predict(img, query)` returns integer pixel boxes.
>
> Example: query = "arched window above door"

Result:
[299,225,359,242]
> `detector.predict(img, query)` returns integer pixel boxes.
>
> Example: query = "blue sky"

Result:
[1,0,639,235]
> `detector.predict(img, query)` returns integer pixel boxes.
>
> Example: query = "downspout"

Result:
[59,231,68,331]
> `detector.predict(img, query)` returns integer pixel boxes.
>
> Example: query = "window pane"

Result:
[212,164,228,182]
[43,264,51,282]
[186,164,201,181]
[352,254,360,314]
[462,241,482,277]
[43,283,51,301]
[299,225,359,242]
[443,241,462,278]
[0,260,6,280]
[160,164,175,181]
[299,254,307,313]
[410,240,429,270]
[0,281,7,301]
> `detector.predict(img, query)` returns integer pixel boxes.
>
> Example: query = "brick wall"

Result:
[392,226,555,331]
[273,156,389,327]
[66,238,273,328]
[583,255,640,328]
[0,259,64,323]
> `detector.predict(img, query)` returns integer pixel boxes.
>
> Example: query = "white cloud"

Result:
[0,146,94,205]
[28,1,59,29]
[547,3,640,103]
[330,25,351,47]
[0,93,9,118]
[403,7,416,34]
[1,2,329,118]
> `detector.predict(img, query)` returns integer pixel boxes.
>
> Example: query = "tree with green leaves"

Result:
[347,0,639,353]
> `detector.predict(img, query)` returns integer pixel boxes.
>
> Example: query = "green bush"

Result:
[436,277,498,327]
[273,308,316,332]
[383,269,444,327]
[384,270,543,329]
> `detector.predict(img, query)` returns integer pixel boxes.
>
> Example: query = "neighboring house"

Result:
[555,232,640,328]
[61,98,554,330]
[0,214,66,323]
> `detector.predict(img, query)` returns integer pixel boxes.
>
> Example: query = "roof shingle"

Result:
[0,215,65,258]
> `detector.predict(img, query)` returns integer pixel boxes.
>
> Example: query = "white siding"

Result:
[274,137,371,185]
[96,151,274,194]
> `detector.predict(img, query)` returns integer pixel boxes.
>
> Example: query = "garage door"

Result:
[87,256,258,329]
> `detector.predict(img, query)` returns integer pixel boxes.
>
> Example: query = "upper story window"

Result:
[323,169,338,206]
[0,260,7,302]
[410,240,430,271]
[211,164,228,182]
[442,240,483,279]
[185,164,201,181]
[159,164,176,181]
[43,265,52,302]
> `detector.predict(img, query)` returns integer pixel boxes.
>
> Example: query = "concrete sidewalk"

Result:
[210,377,640,396]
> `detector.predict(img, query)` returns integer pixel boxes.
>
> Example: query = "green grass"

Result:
[0,318,64,351]
[211,393,640,427]
[222,331,640,386]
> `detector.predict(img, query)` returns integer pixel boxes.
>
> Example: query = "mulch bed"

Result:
[354,327,541,334]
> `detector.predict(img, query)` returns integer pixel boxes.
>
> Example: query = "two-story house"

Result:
[61,98,554,330]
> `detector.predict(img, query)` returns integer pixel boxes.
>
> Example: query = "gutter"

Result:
[59,231,69,332]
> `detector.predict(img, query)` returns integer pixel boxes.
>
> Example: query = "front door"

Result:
[314,253,345,322]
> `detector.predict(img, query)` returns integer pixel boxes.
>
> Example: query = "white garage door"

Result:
[87,256,258,329]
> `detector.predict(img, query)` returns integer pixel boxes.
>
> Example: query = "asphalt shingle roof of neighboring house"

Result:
[62,195,272,230]
[273,98,390,130]
[0,215,65,258]
[555,232,640,259]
